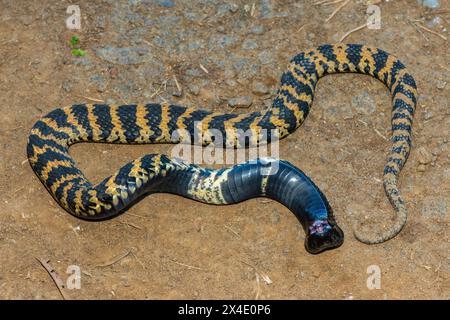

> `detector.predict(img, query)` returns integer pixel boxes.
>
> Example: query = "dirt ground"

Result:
[0,0,448,299]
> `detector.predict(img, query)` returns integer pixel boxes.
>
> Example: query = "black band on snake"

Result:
[27,44,418,253]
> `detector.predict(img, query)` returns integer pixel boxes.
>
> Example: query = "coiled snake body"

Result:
[27,44,417,253]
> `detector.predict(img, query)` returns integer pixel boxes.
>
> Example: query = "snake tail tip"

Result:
[352,212,407,245]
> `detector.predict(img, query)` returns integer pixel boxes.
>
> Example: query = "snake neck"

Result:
[160,158,344,254]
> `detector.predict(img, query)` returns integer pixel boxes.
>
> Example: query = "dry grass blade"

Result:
[326,0,350,22]
[120,220,142,230]
[239,260,272,285]
[314,0,344,5]
[199,63,209,74]
[82,96,105,103]
[250,3,256,17]
[96,249,132,267]
[224,224,241,238]
[173,75,182,93]
[373,128,388,141]
[339,24,367,42]
[408,20,430,42]
[170,259,204,270]
[254,272,261,300]
[127,213,149,219]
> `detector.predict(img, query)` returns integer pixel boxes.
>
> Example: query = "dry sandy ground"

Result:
[0,0,448,299]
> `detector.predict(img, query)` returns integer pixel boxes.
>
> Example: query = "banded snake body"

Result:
[27,44,417,254]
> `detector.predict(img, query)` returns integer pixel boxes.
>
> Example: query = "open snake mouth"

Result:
[304,223,344,254]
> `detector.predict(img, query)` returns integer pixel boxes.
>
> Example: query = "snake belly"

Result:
[27,44,417,247]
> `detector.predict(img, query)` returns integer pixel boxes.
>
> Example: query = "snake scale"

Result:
[27,44,417,254]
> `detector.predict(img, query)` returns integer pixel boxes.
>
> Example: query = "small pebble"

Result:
[171,89,182,97]
[109,67,118,79]
[417,0,440,9]
[423,110,434,120]
[224,69,235,79]
[186,68,201,77]
[258,50,274,65]
[263,99,272,108]
[252,81,270,95]
[188,84,200,96]
[228,96,253,108]
[96,46,151,65]
[271,211,281,224]
[229,3,239,13]
[324,104,354,120]
[351,91,376,115]
[250,25,264,35]
[90,74,107,93]
[426,16,443,28]
[156,0,175,8]
[20,15,33,26]
[416,146,434,165]
[242,39,258,50]
[436,80,447,90]
[216,4,232,17]
[62,81,72,93]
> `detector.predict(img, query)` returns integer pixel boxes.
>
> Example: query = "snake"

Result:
[27,44,417,254]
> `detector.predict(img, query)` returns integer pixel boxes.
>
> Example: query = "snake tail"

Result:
[280,44,417,243]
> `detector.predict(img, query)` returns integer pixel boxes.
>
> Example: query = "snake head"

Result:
[304,220,344,254]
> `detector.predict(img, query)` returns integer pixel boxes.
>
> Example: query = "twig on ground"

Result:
[357,119,368,126]
[250,3,256,17]
[409,19,447,40]
[314,0,344,5]
[408,20,430,42]
[325,0,346,6]
[157,94,168,103]
[36,258,67,300]
[414,22,447,40]
[82,96,105,103]
[199,63,209,74]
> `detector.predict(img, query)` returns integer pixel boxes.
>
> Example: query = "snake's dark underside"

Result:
[27,44,418,254]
